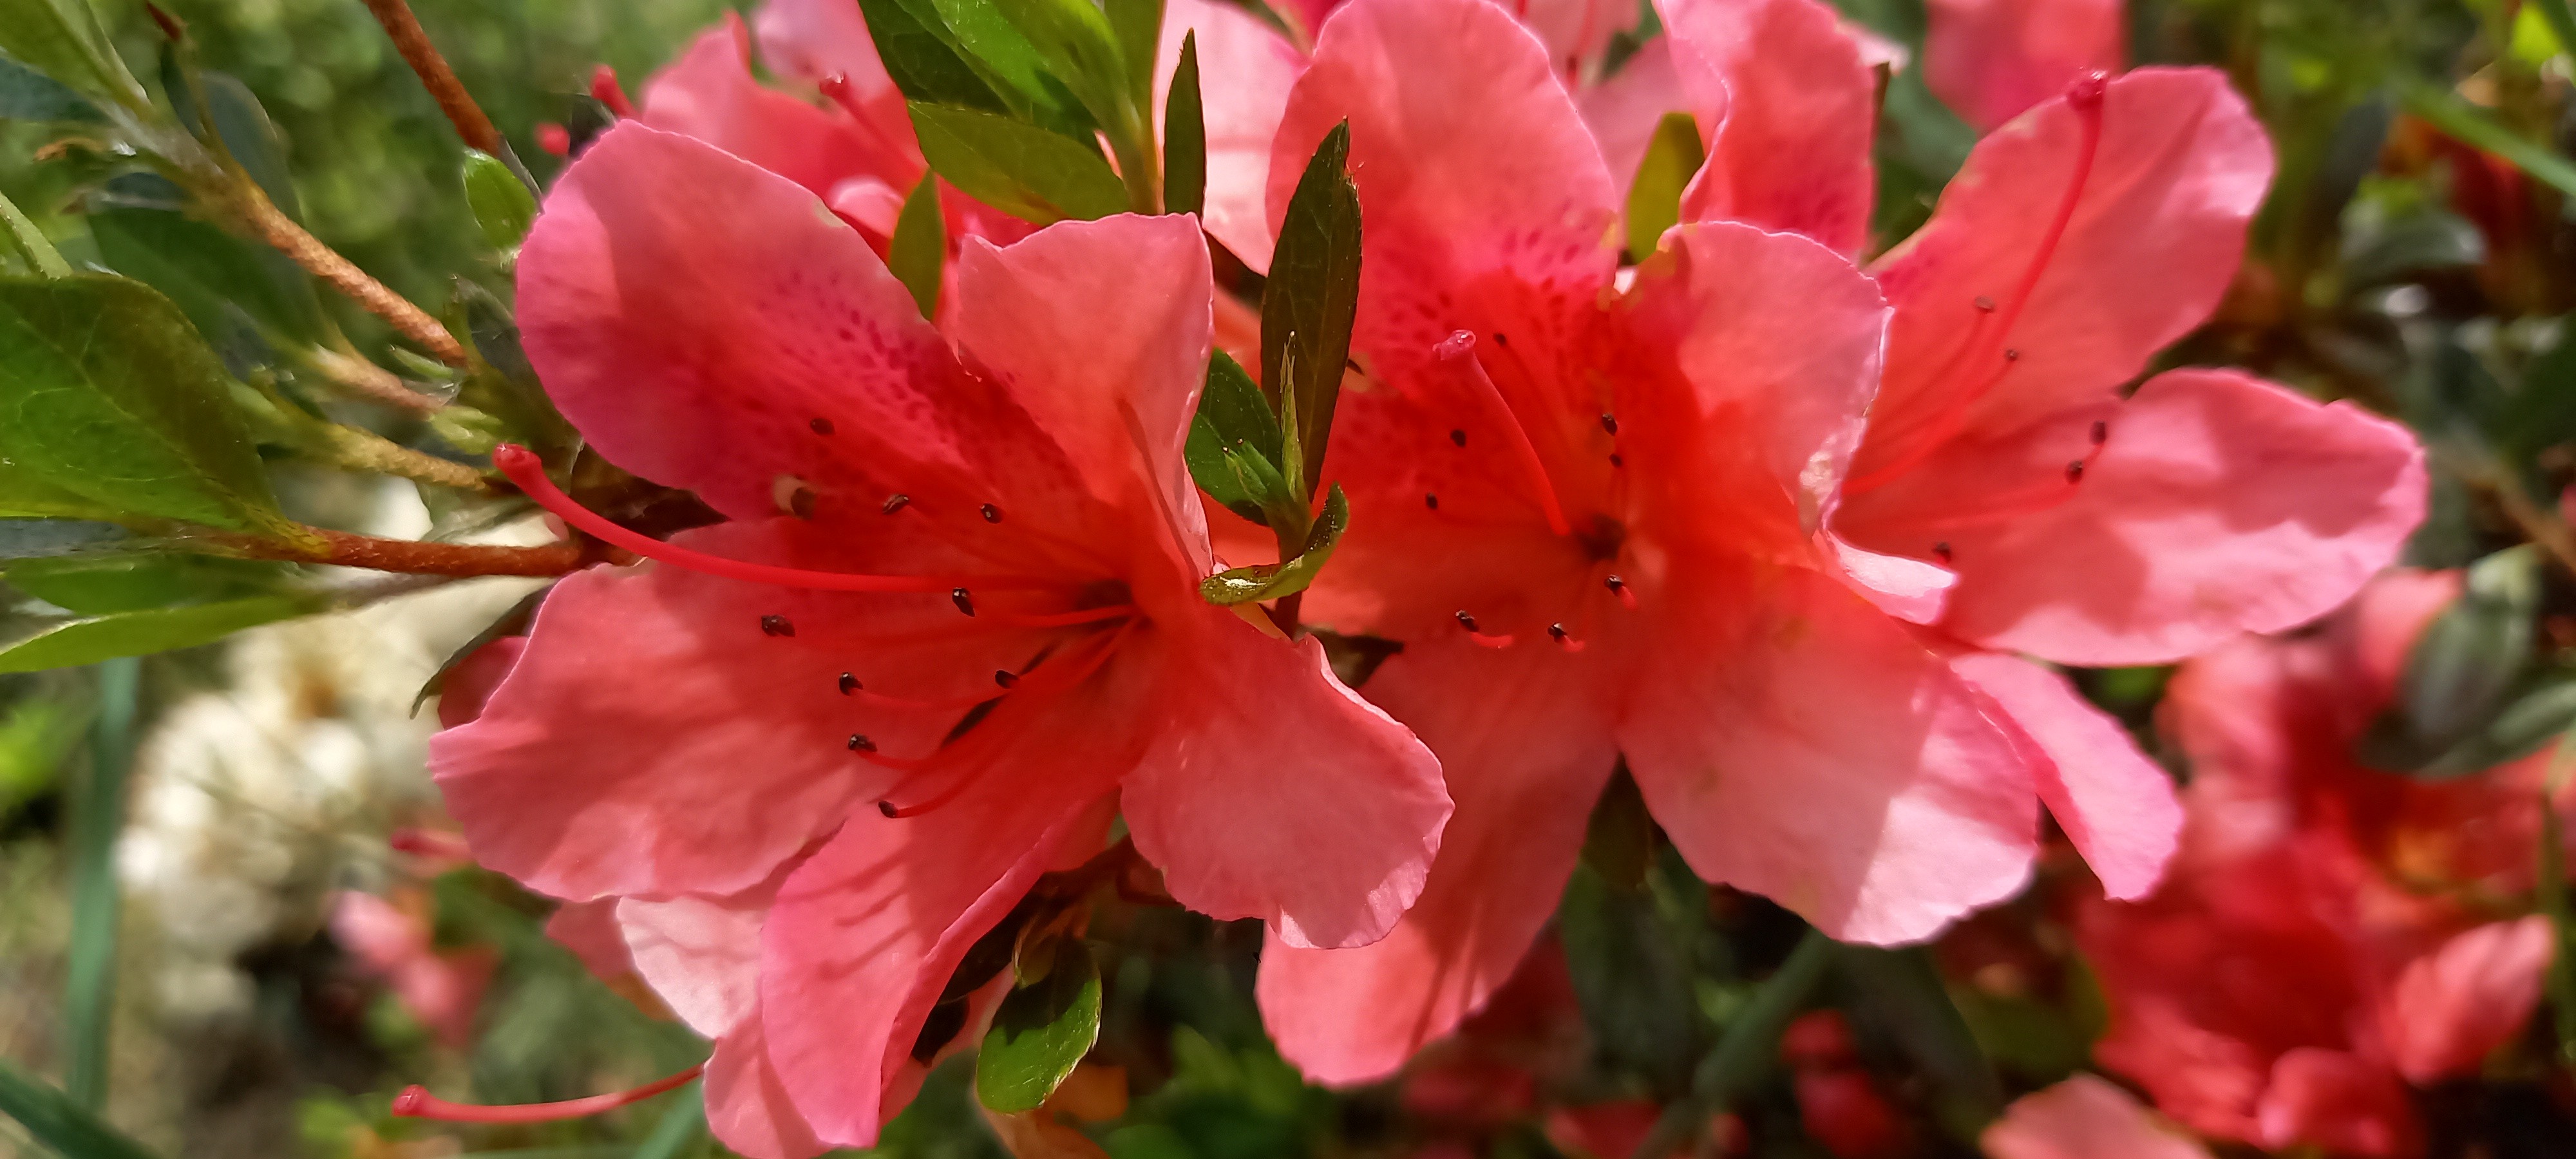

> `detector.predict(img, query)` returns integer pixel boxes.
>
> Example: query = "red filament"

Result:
[1439,332,1573,537]
[393,1064,703,1124]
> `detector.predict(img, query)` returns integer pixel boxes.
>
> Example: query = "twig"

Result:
[213,527,590,577]
[304,344,446,413]
[316,423,490,491]
[359,0,504,157]
[229,184,468,366]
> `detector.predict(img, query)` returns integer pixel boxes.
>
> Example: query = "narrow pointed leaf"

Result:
[200,73,301,220]
[1262,123,1361,497]
[909,102,1130,223]
[0,53,100,122]
[1625,111,1703,258]
[889,172,947,318]
[0,1059,159,1159]
[5,552,290,615]
[975,936,1103,1113]
[463,149,538,252]
[63,655,133,1109]
[1199,484,1347,605]
[1164,32,1206,216]
[990,0,1133,138]
[0,595,323,674]
[2400,82,2576,199]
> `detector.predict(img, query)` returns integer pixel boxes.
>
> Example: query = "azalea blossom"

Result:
[1981,1075,2214,1159]
[426,123,1446,1154]
[330,889,498,1049]
[2079,570,2567,1158]
[1922,0,2127,132]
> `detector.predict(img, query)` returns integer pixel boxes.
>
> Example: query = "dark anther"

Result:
[1600,413,1618,435]
[2065,460,2086,483]
[1604,575,1627,594]
[1609,453,1624,468]
[882,493,911,514]
[760,614,795,637]
[810,417,837,435]
[2003,348,2022,361]
[1933,542,1953,563]
[788,487,818,520]
[838,672,860,695]
[951,587,976,616]
[1455,610,1481,632]
[848,733,876,752]
[980,504,1002,523]
[876,800,899,817]
[1548,623,1569,642]
[1492,332,1510,347]
[994,670,1018,688]
[2090,420,2108,445]
[1973,295,1998,312]
[1449,429,1468,448]
[1425,493,1439,510]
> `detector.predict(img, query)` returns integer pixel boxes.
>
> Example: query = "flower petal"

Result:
[1255,639,1616,1081]
[706,1008,830,1159]
[1158,0,1308,271]
[1982,1075,2213,1159]
[2253,1048,2421,1159]
[641,14,907,197]
[2382,916,2553,1084]
[1619,565,2038,943]
[618,880,777,1039]
[1926,370,2426,666]
[1578,37,1684,196]
[1857,68,2271,472]
[1924,0,2126,133]
[1951,652,2179,900]
[1660,0,1877,254]
[1124,612,1450,949]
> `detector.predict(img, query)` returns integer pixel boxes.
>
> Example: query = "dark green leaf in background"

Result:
[1839,945,2005,1141]
[88,206,330,349]
[0,0,147,111]
[1104,0,1163,115]
[1624,111,1703,259]
[889,171,947,318]
[976,935,1103,1113]
[2354,545,2576,777]
[0,53,100,121]
[1261,123,1361,498]
[909,102,1129,223]
[1162,31,1205,218]
[200,72,302,220]
[0,595,321,674]
[5,552,290,614]
[0,274,295,536]
[0,1059,160,1159]
[64,655,136,1109]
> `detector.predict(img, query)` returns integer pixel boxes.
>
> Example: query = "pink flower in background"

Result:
[1249,0,2064,1084]
[2079,571,2566,1158]
[330,889,496,1050]
[429,122,1446,1155]
[1981,1075,2213,1159]
[1924,0,2127,132]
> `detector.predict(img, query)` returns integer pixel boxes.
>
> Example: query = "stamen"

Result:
[1599,413,1618,435]
[951,587,976,616]
[495,446,1040,594]
[839,672,861,695]
[1449,429,1468,448]
[1605,574,1637,610]
[810,417,837,436]
[388,828,472,861]
[1548,623,1586,653]
[1425,493,1439,511]
[393,1065,703,1124]
[875,625,1133,818]
[2065,460,2085,483]
[1454,610,1479,632]
[882,493,911,514]
[760,615,795,637]
[848,733,876,751]
[975,604,1137,628]
[1933,542,1953,563]
[2089,420,2108,445]
[1437,332,1573,537]
[1454,610,1514,648]
[587,66,635,119]
[980,504,1003,523]
[994,670,1018,688]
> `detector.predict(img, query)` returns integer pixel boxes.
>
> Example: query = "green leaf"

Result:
[1839,946,2005,1139]
[2400,82,2576,200]
[63,655,134,1110]
[1198,484,1346,605]
[0,697,73,822]
[975,935,1103,1113]
[456,280,580,460]
[2354,545,2564,777]
[1262,123,1361,498]
[0,189,69,279]
[909,102,1130,223]
[0,274,295,536]
[0,1058,160,1159]
[0,462,118,522]
[200,72,301,221]
[857,0,1012,113]
[634,1080,707,1159]
[889,172,947,318]
[1558,854,1701,1088]
[88,206,330,346]
[0,594,321,674]
[1184,351,1288,517]
[0,0,147,111]
[990,0,1133,135]
[463,149,538,252]
[1629,929,1837,1159]
[1579,766,1654,892]
[5,552,290,614]
[1624,111,1703,258]
[0,53,98,122]
[1103,0,1164,113]
[1162,32,1205,217]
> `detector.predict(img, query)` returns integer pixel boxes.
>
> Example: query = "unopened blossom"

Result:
[2080,571,2566,1158]
[1981,1075,2214,1159]
[330,889,497,1049]
[430,123,1446,1154]
[1923,0,2126,131]
[1249,0,2060,1084]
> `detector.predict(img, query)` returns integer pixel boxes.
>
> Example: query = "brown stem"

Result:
[232,187,468,366]
[359,0,504,157]
[218,527,591,577]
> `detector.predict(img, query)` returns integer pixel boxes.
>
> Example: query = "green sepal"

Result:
[463,149,538,252]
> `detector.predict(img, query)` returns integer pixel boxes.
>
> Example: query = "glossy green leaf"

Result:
[0,275,294,536]
[975,935,1103,1113]
[1624,111,1703,258]
[1163,32,1205,217]
[889,171,947,318]
[463,149,538,252]
[5,552,290,615]
[0,0,147,111]
[927,0,1075,117]
[857,0,1012,113]
[0,53,97,121]
[1199,484,1346,605]
[89,206,330,346]
[1262,123,1361,498]
[0,594,321,674]
[909,102,1129,223]
[1184,352,1288,518]
[0,1059,160,1159]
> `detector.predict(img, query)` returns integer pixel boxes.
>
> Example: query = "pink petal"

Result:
[1157,0,1307,271]
[618,883,777,1038]
[706,1010,830,1159]
[1823,533,1955,623]
[948,214,1215,579]
[516,123,1090,535]
[1515,0,1647,78]
[1925,0,2126,133]
[1919,370,2426,665]
[1660,0,1877,254]
[1857,69,2271,470]
[545,899,635,981]
[753,0,896,93]
[641,14,908,197]
[1255,640,1616,1081]
[330,890,427,972]
[1950,652,2179,900]
[1273,0,1619,394]
[1578,37,1684,196]
[1619,565,2039,943]
[2381,916,2553,1084]
[1125,616,1449,950]
[2253,1048,2421,1159]
[1981,1075,2213,1159]
[761,701,1133,1145]
[435,635,524,729]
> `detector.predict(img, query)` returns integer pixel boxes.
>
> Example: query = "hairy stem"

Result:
[359,0,505,157]
[230,185,468,366]
[317,424,490,491]
[304,344,446,413]
[214,527,589,578]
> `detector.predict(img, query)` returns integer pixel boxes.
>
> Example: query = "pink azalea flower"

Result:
[329,889,497,1049]
[1924,0,2128,133]
[1248,0,2057,1084]
[426,122,1447,1154]
[2078,570,2567,1158]
[1981,1075,2213,1159]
